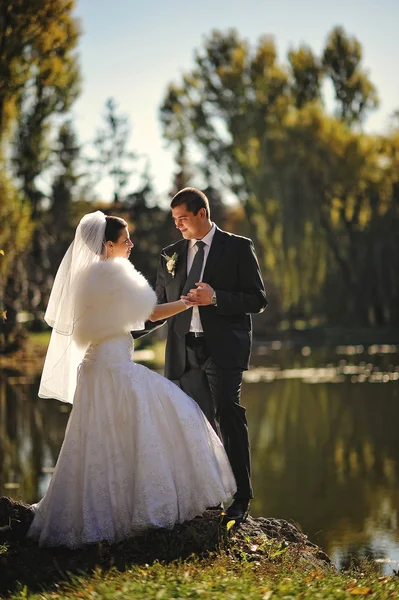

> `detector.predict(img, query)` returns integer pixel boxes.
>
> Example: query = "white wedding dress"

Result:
[28,258,236,548]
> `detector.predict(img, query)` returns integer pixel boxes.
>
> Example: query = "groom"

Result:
[152,187,267,521]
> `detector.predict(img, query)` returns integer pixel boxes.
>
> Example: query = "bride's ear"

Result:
[103,240,114,259]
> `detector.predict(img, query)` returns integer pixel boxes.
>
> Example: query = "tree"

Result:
[0,0,80,154]
[0,173,33,351]
[123,168,172,284]
[89,98,137,205]
[0,0,80,342]
[11,0,80,218]
[322,26,379,125]
[160,30,304,320]
[288,45,322,108]
[274,104,399,325]
[161,27,396,327]
[50,121,81,267]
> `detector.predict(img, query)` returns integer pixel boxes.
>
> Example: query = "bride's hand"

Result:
[180,297,198,307]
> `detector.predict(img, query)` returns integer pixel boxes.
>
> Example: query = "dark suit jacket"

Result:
[150,226,267,381]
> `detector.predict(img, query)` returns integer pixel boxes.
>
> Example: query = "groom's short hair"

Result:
[171,187,210,218]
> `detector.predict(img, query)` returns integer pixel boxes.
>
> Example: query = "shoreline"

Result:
[2,497,398,599]
[1,326,398,374]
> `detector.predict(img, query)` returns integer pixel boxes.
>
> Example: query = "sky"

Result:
[72,0,399,203]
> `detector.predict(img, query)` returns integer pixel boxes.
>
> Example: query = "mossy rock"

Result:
[0,496,332,597]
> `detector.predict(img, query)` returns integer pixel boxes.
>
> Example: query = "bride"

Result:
[27,211,236,548]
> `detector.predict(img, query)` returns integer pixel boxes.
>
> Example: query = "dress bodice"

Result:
[82,334,134,365]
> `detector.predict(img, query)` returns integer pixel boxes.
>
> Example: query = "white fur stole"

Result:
[73,258,156,347]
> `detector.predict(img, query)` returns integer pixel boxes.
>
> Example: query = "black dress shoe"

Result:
[223,499,250,522]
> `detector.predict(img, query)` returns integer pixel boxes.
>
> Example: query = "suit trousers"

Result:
[179,335,253,500]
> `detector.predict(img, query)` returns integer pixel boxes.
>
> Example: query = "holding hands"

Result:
[181,282,215,306]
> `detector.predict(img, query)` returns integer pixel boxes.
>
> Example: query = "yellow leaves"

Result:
[172,103,183,115]
[255,35,277,69]
[231,46,246,73]
[345,579,373,595]
[304,571,325,583]
[245,138,260,170]
[289,45,318,71]
[1,311,7,322]
[226,519,235,532]
[216,65,227,79]
[0,174,34,280]
[183,74,199,89]
[0,0,80,146]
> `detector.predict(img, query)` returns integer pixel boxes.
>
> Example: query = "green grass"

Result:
[27,331,51,347]
[27,331,166,366]
[6,555,399,600]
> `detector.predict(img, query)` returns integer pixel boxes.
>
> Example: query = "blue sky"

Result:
[72,0,399,202]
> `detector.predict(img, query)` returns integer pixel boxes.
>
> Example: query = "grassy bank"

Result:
[0,332,167,374]
[3,549,398,599]
[1,501,397,599]
[0,332,50,373]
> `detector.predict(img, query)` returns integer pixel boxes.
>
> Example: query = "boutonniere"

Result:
[162,251,179,277]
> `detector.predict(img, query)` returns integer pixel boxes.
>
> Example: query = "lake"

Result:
[1,342,398,571]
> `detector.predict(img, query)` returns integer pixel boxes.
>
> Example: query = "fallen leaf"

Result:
[346,580,358,589]
[349,587,372,595]
[226,519,235,531]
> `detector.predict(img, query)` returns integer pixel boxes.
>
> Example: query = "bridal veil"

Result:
[38,211,106,403]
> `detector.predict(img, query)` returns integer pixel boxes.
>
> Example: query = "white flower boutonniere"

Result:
[162,251,178,278]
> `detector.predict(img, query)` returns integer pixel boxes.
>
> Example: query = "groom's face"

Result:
[172,204,206,240]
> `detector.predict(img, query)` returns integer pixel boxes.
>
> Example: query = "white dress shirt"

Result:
[187,223,216,332]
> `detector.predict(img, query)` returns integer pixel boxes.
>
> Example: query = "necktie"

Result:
[182,241,205,296]
[176,240,205,337]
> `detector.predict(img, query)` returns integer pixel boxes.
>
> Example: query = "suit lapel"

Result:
[202,227,227,283]
[177,240,189,294]
[166,239,188,298]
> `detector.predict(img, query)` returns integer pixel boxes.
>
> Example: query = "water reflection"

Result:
[0,369,71,503]
[1,350,399,570]
[245,349,399,569]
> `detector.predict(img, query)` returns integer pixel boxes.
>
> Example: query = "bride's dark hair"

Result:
[105,216,127,242]
[80,215,127,255]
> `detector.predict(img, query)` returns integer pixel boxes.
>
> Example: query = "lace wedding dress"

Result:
[28,258,236,548]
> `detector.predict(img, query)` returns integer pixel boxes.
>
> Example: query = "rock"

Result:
[233,516,332,565]
[0,496,34,543]
[0,497,332,596]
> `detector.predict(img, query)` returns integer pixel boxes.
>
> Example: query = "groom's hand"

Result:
[182,282,214,306]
